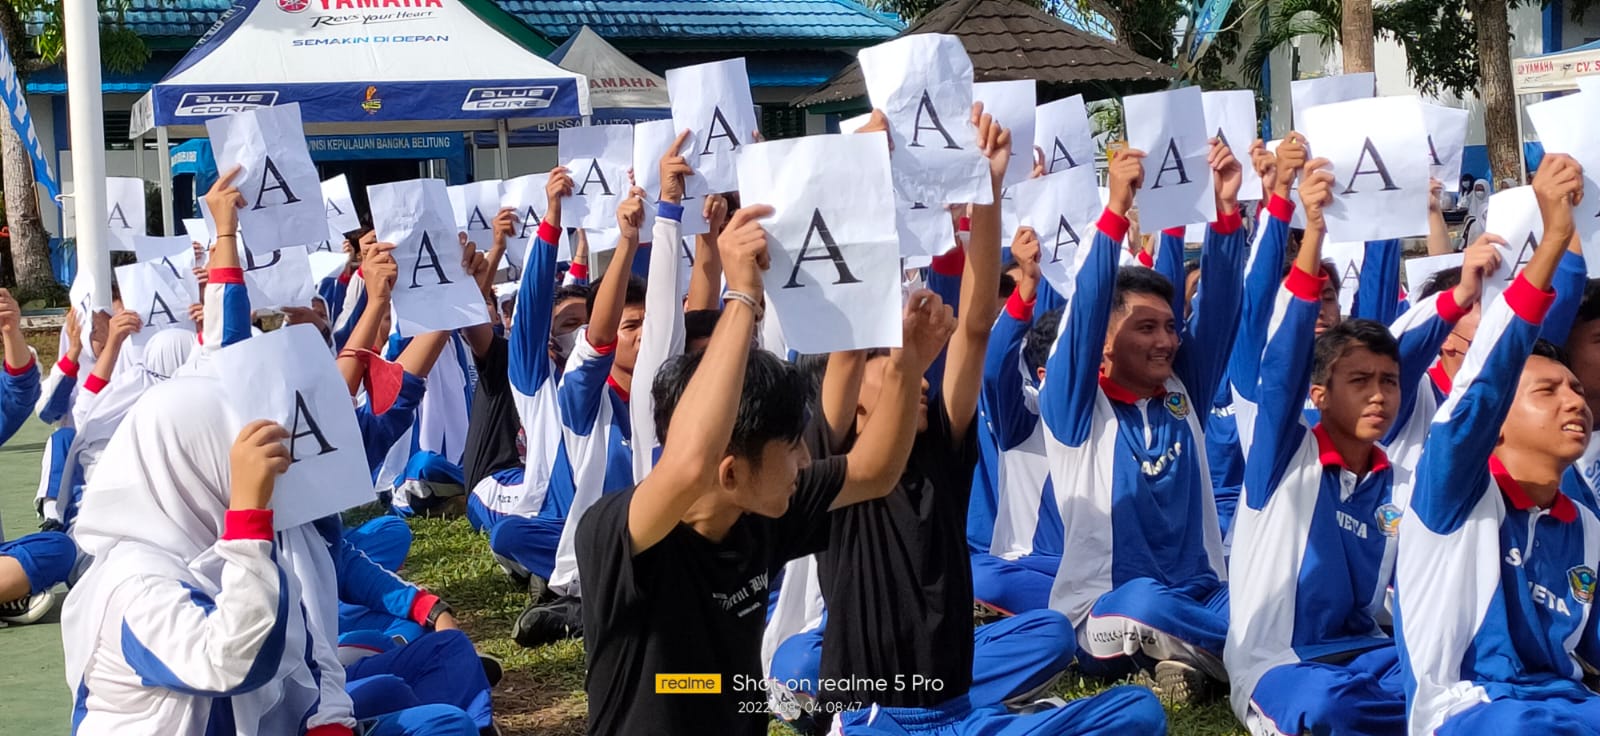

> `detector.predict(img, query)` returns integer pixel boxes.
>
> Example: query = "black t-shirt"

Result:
[461,337,523,490]
[577,458,848,736]
[817,395,980,709]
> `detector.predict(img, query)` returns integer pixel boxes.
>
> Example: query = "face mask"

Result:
[551,329,578,362]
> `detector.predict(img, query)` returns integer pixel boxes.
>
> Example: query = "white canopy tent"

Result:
[128,0,590,234]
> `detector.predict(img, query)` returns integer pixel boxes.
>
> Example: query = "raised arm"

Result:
[202,167,253,349]
[626,203,769,553]
[506,168,571,398]
[831,289,957,509]
[686,194,728,312]
[585,189,647,349]
[1413,154,1578,534]
[1540,231,1589,348]
[1174,137,1248,407]
[1230,137,1302,409]
[982,227,1043,451]
[942,103,1010,445]
[1039,149,1143,447]
[1354,238,1402,325]
[336,249,398,395]
[1427,178,1453,255]
[88,310,141,390]
[0,288,40,446]
[630,148,693,482]
[36,309,82,424]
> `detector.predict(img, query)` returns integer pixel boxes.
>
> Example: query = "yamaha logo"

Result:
[175,91,279,117]
[462,86,557,112]
[278,0,310,12]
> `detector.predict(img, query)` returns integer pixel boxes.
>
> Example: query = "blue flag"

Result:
[0,33,61,208]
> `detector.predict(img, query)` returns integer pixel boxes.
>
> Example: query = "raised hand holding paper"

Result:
[370,178,489,333]
[973,80,1036,188]
[1482,185,1544,306]
[1299,97,1430,242]
[205,103,326,251]
[1125,86,1216,230]
[1202,90,1262,201]
[213,324,371,530]
[105,177,146,252]
[1034,94,1095,175]
[1419,104,1469,192]
[559,125,634,248]
[1009,161,1100,298]
[858,34,992,206]
[667,58,756,194]
[1526,91,1600,271]
[735,134,901,353]
[115,261,196,334]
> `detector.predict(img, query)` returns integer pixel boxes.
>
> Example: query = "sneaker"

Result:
[526,573,554,605]
[478,653,504,687]
[0,590,59,626]
[512,596,583,648]
[1152,660,1210,705]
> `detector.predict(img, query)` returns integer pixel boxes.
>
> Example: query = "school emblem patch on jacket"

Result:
[1375,504,1403,537]
[1569,566,1597,605]
[1164,393,1189,420]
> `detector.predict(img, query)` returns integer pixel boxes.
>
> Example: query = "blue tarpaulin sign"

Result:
[0,33,61,208]
[1186,0,1236,64]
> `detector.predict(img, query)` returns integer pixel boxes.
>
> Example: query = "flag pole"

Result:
[64,0,112,309]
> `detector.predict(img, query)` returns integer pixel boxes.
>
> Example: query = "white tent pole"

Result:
[497,120,509,179]
[157,127,174,235]
[64,0,111,309]
[135,134,145,181]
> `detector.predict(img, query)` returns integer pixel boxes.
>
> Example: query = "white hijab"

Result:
[65,375,334,735]
[65,329,196,491]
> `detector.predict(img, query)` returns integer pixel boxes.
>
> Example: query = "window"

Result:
[759,106,808,140]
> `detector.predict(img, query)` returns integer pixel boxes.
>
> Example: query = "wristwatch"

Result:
[425,599,455,628]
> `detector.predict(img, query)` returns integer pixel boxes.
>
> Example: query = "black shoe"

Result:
[479,653,504,687]
[512,596,583,648]
[527,573,555,605]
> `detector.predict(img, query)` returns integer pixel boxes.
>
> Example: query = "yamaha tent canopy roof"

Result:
[128,0,591,139]
[505,25,670,144]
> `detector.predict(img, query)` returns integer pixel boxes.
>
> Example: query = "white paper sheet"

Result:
[858,34,993,207]
[1419,104,1470,193]
[667,58,757,194]
[1202,90,1263,201]
[1299,97,1431,242]
[1125,86,1216,230]
[369,178,489,333]
[1404,252,1465,302]
[115,260,196,334]
[1526,91,1600,274]
[205,103,327,251]
[1008,162,1101,299]
[735,133,902,353]
[133,234,192,263]
[212,324,373,530]
[1482,185,1545,307]
[322,175,361,235]
[1290,72,1375,129]
[973,80,1036,189]
[106,177,146,252]
[1324,240,1366,316]
[182,217,211,249]
[241,241,317,311]
[559,125,635,250]
[1034,94,1096,176]
[447,179,505,249]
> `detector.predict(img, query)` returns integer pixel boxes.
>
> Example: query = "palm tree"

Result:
[1237,0,1342,90]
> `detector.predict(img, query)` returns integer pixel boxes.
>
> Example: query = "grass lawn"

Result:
[401,515,1247,735]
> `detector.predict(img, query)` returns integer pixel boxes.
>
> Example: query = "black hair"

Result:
[1112,265,1174,314]
[652,348,814,463]
[584,275,647,318]
[1419,266,1463,300]
[1024,308,1064,376]
[1312,318,1400,385]
[998,272,1017,299]
[553,283,590,306]
[1572,278,1600,331]
[1320,259,1342,296]
[1184,258,1201,277]
[1531,338,1570,366]
[683,309,721,349]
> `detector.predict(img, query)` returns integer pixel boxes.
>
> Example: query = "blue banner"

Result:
[305,132,463,161]
[1186,0,1236,64]
[0,33,61,208]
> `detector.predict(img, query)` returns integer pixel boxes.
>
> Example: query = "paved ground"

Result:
[0,420,68,732]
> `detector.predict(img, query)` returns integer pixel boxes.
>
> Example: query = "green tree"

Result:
[0,1,153,302]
